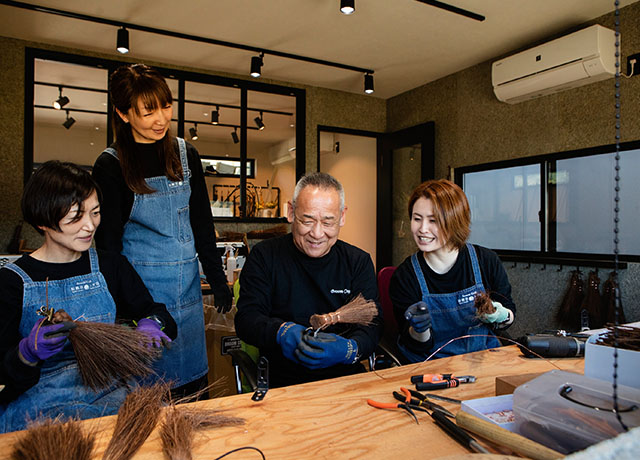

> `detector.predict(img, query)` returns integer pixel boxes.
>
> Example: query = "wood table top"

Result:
[0,346,584,459]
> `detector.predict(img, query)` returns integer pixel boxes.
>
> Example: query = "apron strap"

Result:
[104,146,118,159]
[410,252,431,296]
[2,262,32,284]
[465,243,485,290]
[176,137,191,180]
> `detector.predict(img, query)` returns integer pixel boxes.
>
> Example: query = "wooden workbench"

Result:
[0,346,583,459]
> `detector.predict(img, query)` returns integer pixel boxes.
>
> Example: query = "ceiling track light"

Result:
[364,73,374,94]
[62,110,76,129]
[117,27,130,54]
[53,86,69,110]
[211,105,220,124]
[340,0,355,15]
[250,52,264,78]
[189,123,198,140]
[231,127,239,144]
[254,111,265,130]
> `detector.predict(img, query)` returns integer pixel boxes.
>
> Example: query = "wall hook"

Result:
[540,264,546,271]
[511,262,517,268]
[557,264,563,272]
[525,262,531,269]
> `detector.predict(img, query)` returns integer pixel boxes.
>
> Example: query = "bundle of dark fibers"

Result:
[309,294,378,331]
[102,383,170,460]
[11,417,95,460]
[53,310,159,391]
[160,405,245,460]
[556,270,585,330]
[580,271,602,329]
[601,271,627,325]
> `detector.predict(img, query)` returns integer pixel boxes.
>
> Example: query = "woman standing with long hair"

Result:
[92,64,231,399]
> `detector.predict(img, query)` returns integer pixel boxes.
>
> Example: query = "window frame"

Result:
[24,47,306,222]
[454,140,640,266]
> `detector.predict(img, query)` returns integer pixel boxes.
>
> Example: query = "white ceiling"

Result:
[1,0,637,99]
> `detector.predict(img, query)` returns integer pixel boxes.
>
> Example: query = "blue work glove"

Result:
[135,317,171,348]
[295,331,359,370]
[404,301,432,333]
[18,318,76,364]
[276,322,306,363]
[212,282,233,314]
[480,301,510,324]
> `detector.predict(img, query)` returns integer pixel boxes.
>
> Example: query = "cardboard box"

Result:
[203,296,239,397]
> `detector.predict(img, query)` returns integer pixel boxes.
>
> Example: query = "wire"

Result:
[622,59,635,79]
[213,446,266,460]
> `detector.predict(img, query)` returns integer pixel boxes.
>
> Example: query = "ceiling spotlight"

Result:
[189,123,198,141]
[231,127,239,144]
[250,52,264,78]
[211,106,219,125]
[254,111,265,130]
[340,0,355,15]
[117,27,130,54]
[53,86,69,110]
[62,110,75,129]
[364,73,374,94]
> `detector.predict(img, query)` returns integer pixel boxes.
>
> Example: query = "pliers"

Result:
[367,387,419,424]
[393,387,456,419]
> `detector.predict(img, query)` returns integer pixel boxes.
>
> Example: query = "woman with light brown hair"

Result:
[389,179,515,362]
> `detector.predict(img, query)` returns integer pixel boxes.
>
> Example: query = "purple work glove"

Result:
[18,318,76,364]
[295,331,359,370]
[136,317,171,348]
[276,322,306,363]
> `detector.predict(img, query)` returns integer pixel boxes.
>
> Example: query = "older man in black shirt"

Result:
[234,172,382,387]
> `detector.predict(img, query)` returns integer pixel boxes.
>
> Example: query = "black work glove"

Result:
[212,282,233,314]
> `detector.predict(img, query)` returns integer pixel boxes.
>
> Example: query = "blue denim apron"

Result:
[399,243,500,361]
[0,249,127,433]
[105,138,207,388]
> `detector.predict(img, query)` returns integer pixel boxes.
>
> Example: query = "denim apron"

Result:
[0,249,127,433]
[105,138,207,388]
[399,243,500,361]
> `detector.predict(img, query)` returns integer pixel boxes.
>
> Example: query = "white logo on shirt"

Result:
[330,289,351,295]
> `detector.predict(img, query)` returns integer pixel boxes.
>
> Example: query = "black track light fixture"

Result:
[254,111,265,130]
[364,73,374,94]
[117,27,130,54]
[250,52,264,78]
[189,123,198,141]
[231,127,239,144]
[62,110,75,129]
[53,86,69,110]
[211,105,219,125]
[340,0,355,15]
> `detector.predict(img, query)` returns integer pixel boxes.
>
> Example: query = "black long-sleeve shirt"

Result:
[92,139,227,290]
[234,234,383,387]
[0,250,177,403]
[390,244,515,355]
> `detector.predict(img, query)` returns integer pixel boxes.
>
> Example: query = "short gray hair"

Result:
[292,172,345,212]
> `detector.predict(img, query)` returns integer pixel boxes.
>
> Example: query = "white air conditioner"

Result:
[492,25,616,104]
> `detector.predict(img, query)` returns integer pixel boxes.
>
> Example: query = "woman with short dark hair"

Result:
[0,161,176,433]
[390,179,516,362]
[92,64,231,400]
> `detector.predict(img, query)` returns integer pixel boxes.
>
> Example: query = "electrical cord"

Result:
[213,446,266,460]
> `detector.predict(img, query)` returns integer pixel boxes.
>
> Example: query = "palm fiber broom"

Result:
[160,405,245,460]
[309,294,378,331]
[102,383,170,460]
[52,309,160,391]
[11,417,95,460]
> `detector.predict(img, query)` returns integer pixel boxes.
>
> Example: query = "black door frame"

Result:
[378,122,435,270]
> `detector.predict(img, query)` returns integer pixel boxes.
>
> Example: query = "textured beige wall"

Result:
[0,37,385,251]
[388,2,640,179]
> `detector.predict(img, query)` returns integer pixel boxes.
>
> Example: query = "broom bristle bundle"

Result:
[102,383,169,460]
[160,405,245,460]
[474,292,496,316]
[11,417,95,460]
[52,309,160,390]
[70,322,159,390]
[309,294,377,330]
